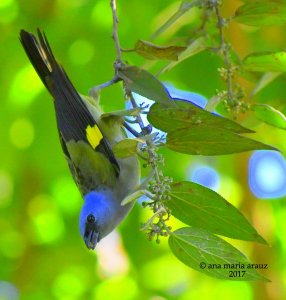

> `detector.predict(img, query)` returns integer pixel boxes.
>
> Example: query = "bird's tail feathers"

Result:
[20,29,59,94]
[20,28,120,177]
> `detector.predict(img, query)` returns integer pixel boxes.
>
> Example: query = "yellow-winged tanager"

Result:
[20,29,140,249]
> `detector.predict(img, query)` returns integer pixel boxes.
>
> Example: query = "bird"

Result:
[20,29,140,250]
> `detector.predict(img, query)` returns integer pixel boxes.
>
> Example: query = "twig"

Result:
[110,0,123,64]
[123,121,140,137]
[140,207,166,231]
[129,94,145,129]
[89,76,120,97]
[129,95,161,184]
[109,1,161,185]
[214,4,233,104]
[109,0,171,240]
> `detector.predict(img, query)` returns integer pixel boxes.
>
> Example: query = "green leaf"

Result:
[134,40,186,61]
[147,100,253,133]
[250,72,282,96]
[204,95,221,112]
[253,104,286,130]
[112,138,144,158]
[121,189,146,205]
[169,227,269,281]
[243,52,286,72]
[235,1,286,26]
[118,65,174,106]
[159,37,207,74]
[166,181,267,244]
[151,0,202,39]
[166,127,276,155]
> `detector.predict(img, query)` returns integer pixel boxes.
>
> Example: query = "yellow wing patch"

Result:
[86,124,103,149]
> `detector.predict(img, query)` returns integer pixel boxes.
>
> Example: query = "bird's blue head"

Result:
[79,190,118,250]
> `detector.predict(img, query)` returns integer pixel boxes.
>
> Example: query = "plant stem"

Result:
[215,4,233,104]
[89,76,120,96]
[109,0,169,236]
[130,95,161,185]
[110,0,123,64]
[140,206,166,231]
[129,94,145,129]
[123,121,140,137]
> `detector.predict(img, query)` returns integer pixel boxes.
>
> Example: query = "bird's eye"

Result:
[87,214,95,223]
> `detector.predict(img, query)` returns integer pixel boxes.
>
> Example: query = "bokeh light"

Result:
[51,176,81,216]
[189,164,220,191]
[96,231,129,277]
[9,118,34,149]
[0,0,18,23]
[52,267,88,299]
[69,40,95,65]
[9,65,43,108]
[218,176,243,207]
[27,194,65,244]
[141,254,189,292]
[180,280,252,300]
[0,0,14,9]
[0,170,14,207]
[273,206,286,253]
[0,230,26,259]
[249,150,286,199]
[93,275,138,300]
[91,0,113,28]
[0,281,19,300]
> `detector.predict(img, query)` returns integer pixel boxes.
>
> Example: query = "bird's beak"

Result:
[84,229,99,250]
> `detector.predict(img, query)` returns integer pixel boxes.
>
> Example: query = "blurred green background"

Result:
[1,0,286,299]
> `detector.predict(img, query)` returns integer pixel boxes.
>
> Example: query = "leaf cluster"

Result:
[105,0,286,281]
[113,63,276,281]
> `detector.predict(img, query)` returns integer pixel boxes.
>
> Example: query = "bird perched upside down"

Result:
[20,29,140,250]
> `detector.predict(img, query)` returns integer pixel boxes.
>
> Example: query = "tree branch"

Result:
[215,4,233,104]
[89,76,120,97]
[110,0,123,64]
[109,0,171,242]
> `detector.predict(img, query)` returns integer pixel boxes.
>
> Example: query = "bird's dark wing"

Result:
[20,29,120,177]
